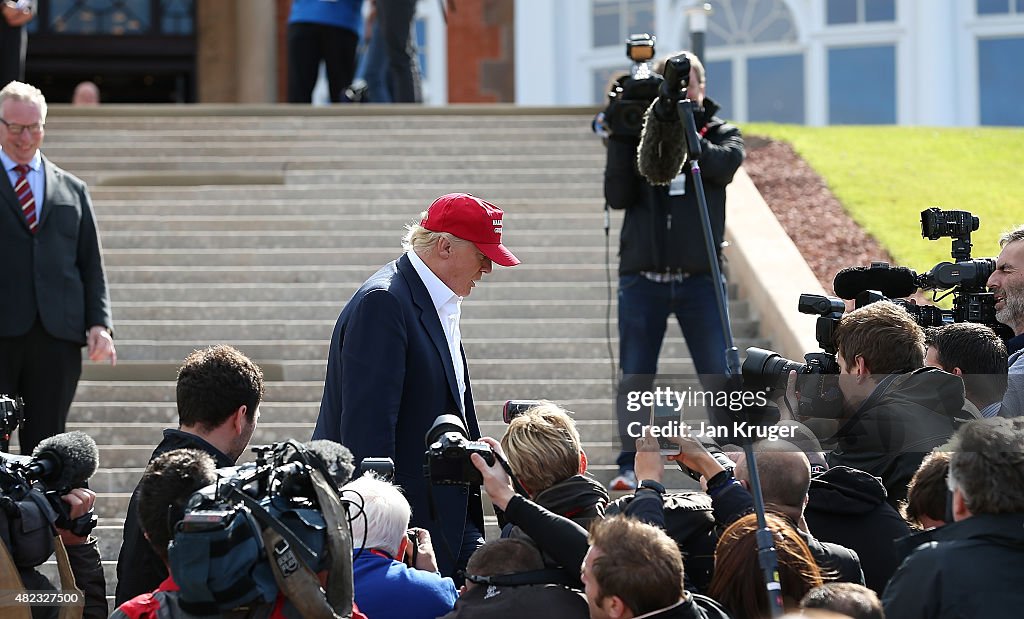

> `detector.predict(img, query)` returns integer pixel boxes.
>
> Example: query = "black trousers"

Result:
[0,19,27,89]
[0,319,82,454]
[287,22,359,103]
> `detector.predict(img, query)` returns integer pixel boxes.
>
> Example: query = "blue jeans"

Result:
[360,17,392,102]
[615,273,730,470]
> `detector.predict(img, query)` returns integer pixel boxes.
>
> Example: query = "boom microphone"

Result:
[27,431,99,490]
[637,54,693,186]
[832,263,919,300]
[298,439,355,488]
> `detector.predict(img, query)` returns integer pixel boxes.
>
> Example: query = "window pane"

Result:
[979,37,1024,125]
[828,45,896,124]
[864,0,896,21]
[705,60,733,119]
[747,54,804,123]
[976,0,1010,14]
[49,0,151,35]
[826,0,858,24]
[626,0,655,39]
[593,1,621,47]
[593,67,622,105]
[160,0,194,35]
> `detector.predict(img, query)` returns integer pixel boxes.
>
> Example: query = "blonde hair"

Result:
[0,81,48,123]
[500,401,582,495]
[401,211,465,254]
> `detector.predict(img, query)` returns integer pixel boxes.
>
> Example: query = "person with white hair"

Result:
[342,474,458,619]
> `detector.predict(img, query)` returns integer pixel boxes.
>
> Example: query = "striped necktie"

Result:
[13,164,38,233]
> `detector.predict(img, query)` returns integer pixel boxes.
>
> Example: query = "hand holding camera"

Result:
[468,437,516,511]
[402,527,440,573]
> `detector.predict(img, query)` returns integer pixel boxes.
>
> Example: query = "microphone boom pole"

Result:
[675,92,785,618]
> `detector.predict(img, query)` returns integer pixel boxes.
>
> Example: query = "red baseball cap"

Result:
[420,193,521,267]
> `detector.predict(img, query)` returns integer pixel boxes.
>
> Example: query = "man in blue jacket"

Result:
[313,192,520,577]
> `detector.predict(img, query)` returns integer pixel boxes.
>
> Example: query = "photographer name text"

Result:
[627,420,796,442]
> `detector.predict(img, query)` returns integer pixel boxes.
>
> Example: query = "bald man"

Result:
[732,442,863,585]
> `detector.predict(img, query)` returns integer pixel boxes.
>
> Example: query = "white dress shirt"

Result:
[407,250,466,412]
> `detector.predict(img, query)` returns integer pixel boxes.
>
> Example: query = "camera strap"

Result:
[0,538,30,619]
[259,467,354,619]
[53,536,84,619]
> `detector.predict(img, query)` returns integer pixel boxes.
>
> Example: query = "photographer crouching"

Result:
[599,39,745,490]
[0,431,105,619]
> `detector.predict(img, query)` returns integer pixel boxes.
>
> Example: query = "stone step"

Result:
[87,182,600,202]
[101,265,642,285]
[95,335,768,362]
[69,398,618,426]
[96,227,606,250]
[98,212,607,233]
[49,153,605,173]
[101,246,621,268]
[90,197,605,217]
[110,299,746,321]
[105,317,759,341]
[71,378,635,403]
[46,114,596,130]
[103,281,668,303]
[79,355,697,382]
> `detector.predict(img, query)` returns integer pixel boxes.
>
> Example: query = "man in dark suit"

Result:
[313,192,520,577]
[0,80,115,454]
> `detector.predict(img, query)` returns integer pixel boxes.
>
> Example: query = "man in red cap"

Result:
[313,192,519,579]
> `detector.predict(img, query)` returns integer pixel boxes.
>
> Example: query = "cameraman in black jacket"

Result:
[605,51,745,491]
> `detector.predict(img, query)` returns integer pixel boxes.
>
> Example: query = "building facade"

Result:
[517,0,1024,126]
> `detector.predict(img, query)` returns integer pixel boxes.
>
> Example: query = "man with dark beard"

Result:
[988,224,1024,417]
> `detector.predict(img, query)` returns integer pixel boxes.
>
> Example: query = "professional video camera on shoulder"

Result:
[169,439,356,618]
[595,33,662,139]
[832,207,1009,336]
[0,431,100,570]
[742,294,844,418]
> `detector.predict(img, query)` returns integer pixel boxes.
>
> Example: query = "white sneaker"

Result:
[609,470,637,491]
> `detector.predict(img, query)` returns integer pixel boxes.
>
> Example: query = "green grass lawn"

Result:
[741,124,1024,273]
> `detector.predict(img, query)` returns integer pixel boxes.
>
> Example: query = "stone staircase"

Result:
[26,105,769,598]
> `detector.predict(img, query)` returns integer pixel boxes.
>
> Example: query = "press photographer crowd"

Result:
[4,35,1024,619]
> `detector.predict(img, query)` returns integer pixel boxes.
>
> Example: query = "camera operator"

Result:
[987,224,1024,417]
[341,473,457,619]
[109,449,217,619]
[115,345,265,605]
[605,51,745,491]
[827,301,963,507]
[500,402,608,530]
[469,438,729,619]
[0,472,105,619]
[924,323,1007,418]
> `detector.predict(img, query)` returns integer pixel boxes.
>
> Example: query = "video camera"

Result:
[742,294,844,418]
[833,208,1008,336]
[169,440,355,617]
[595,33,665,139]
[0,431,99,569]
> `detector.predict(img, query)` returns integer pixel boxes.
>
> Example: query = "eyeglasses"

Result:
[0,119,44,135]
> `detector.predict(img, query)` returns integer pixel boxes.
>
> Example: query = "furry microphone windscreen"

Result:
[32,431,99,489]
[833,265,919,300]
[636,98,688,186]
[301,440,356,488]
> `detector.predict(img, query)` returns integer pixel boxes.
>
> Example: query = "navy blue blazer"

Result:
[313,254,484,575]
